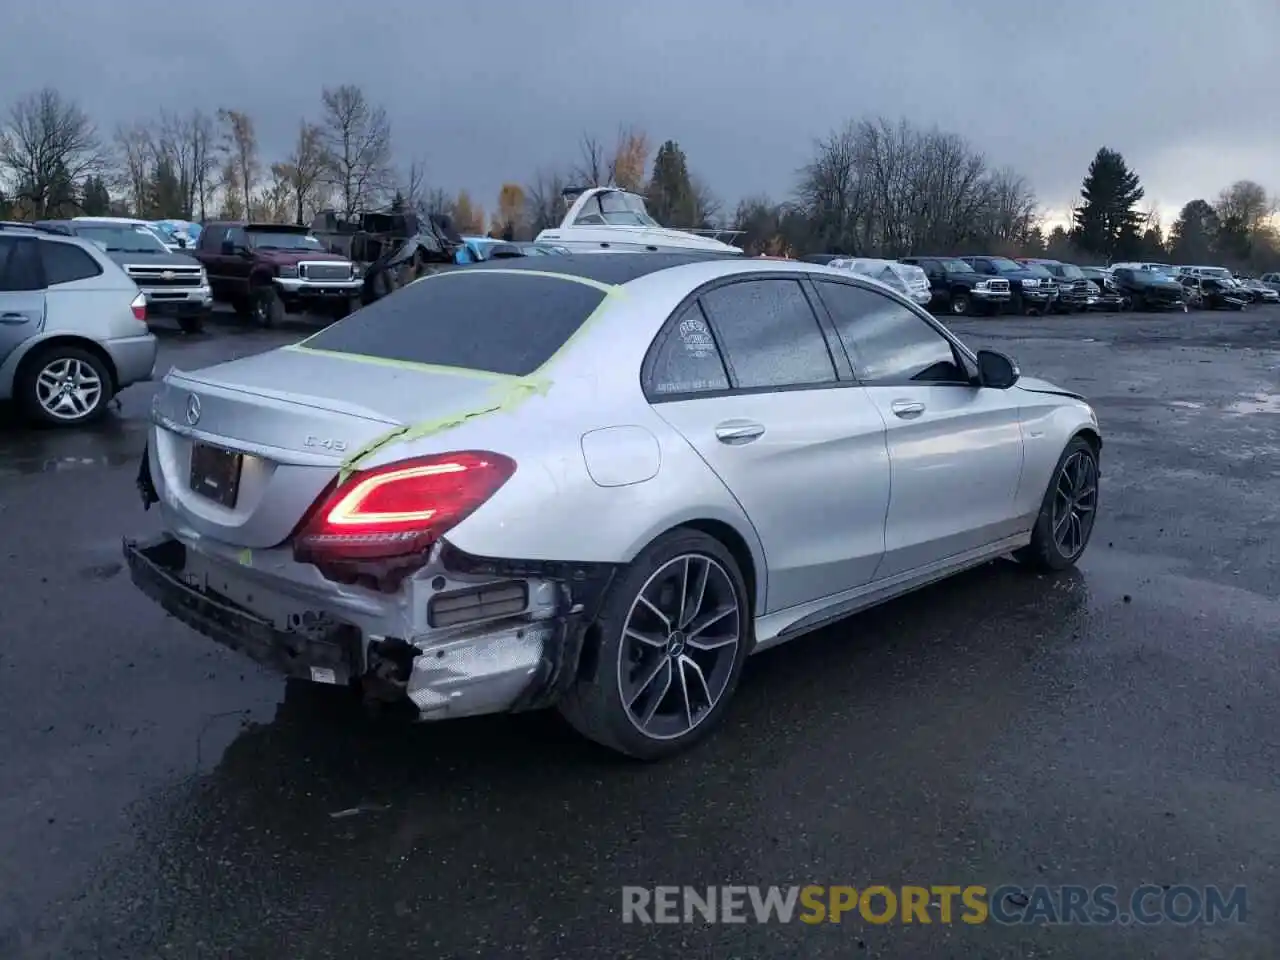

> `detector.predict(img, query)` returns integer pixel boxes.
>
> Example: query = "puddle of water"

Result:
[0,452,136,478]
[1227,393,1280,415]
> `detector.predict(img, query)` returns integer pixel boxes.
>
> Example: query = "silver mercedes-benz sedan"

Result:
[125,253,1101,759]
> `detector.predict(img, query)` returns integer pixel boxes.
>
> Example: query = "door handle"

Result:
[890,400,926,419]
[0,313,31,324]
[714,420,765,444]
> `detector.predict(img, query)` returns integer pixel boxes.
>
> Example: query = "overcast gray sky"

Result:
[5,0,1278,224]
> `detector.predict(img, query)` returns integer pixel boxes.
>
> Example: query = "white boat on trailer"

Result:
[535,186,743,255]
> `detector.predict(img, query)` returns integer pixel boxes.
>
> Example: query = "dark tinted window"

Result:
[39,240,101,285]
[305,272,606,377]
[814,281,965,384]
[0,236,44,291]
[698,279,836,389]
[647,302,730,397]
[200,225,224,250]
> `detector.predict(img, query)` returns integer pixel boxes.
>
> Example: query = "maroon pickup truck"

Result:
[194,222,363,326]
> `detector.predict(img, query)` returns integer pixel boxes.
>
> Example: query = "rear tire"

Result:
[1015,437,1099,572]
[558,528,751,760]
[18,345,114,427]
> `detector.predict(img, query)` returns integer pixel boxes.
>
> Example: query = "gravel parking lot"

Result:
[0,307,1276,959]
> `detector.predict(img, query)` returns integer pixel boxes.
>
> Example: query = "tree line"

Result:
[0,86,1275,272]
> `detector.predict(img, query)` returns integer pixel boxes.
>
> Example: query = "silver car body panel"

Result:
[135,256,1099,718]
[0,231,157,399]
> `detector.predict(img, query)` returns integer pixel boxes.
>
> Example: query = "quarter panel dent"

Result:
[580,426,661,487]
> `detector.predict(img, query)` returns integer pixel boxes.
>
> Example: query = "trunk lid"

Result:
[150,346,502,548]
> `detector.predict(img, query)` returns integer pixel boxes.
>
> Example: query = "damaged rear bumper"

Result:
[122,533,616,718]
[125,535,361,683]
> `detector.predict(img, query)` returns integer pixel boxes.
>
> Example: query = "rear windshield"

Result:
[304,271,607,377]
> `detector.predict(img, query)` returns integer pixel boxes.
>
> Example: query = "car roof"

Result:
[205,221,309,231]
[460,251,742,286]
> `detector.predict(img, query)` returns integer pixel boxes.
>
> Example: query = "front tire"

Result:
[558,529,751,760]
[19,345,113,427]
[949,292,972,316]
[1015,437,1099,571]
[251,285,285,328]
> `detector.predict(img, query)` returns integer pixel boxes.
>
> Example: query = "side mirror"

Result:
[976,349,1019,390]
[220,238,235,255]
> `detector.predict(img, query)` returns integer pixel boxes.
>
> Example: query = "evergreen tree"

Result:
[80,175,112,216]
[1169,200,1219,263]
[1070,147,1145,260]
[149,156,183,218]
[645,140,696,228]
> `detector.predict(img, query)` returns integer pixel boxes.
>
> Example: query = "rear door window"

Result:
[39,240,102,285]
[304,271,607,377]
[698,278,836,389]
[0,236,44,291]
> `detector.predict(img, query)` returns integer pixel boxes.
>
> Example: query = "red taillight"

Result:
[131,292,147,323]
[293,451,516,576]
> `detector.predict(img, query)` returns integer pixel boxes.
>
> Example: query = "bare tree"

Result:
[795,121,865,253]
[152,110,203,219]
[975,166,1038,247]
[794,116,1034,256]
[525,168,569,232]
[690,175,721,228]
[421,188,451,218]
[1216,180,1275,237]
[572,134,607,187]
[113,120,156,215]
[400,157,429,215]
[187,109,218,221]
[273,121,328,224]
[253,164,292,223]
[319,84,393,218]
[0,88,105,217]
[216,108,259,217]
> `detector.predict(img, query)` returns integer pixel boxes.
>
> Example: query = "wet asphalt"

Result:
[0,308,1276,959]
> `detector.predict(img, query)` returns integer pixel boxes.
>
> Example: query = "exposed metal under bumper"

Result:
[406,619,557,719]
[123,535,360,683]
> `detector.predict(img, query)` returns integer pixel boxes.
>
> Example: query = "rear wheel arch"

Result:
[16,335,119,393]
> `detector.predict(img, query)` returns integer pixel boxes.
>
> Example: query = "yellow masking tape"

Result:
[336,375,553,483]
[332,276,626,481]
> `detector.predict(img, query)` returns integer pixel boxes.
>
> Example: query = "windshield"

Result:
[1058,264,1084,279]
[247,230,324,251]
[1023,264,1054,279]
[1201,267,1231,279]
[989,258,1023,273]
[72,224,169,254]
[938,259,973,273]
[576,191,660,227]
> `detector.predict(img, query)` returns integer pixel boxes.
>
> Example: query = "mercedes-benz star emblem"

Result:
[185,393,201,426]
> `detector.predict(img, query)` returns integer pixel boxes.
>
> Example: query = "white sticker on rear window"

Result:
[678,314,715,358]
